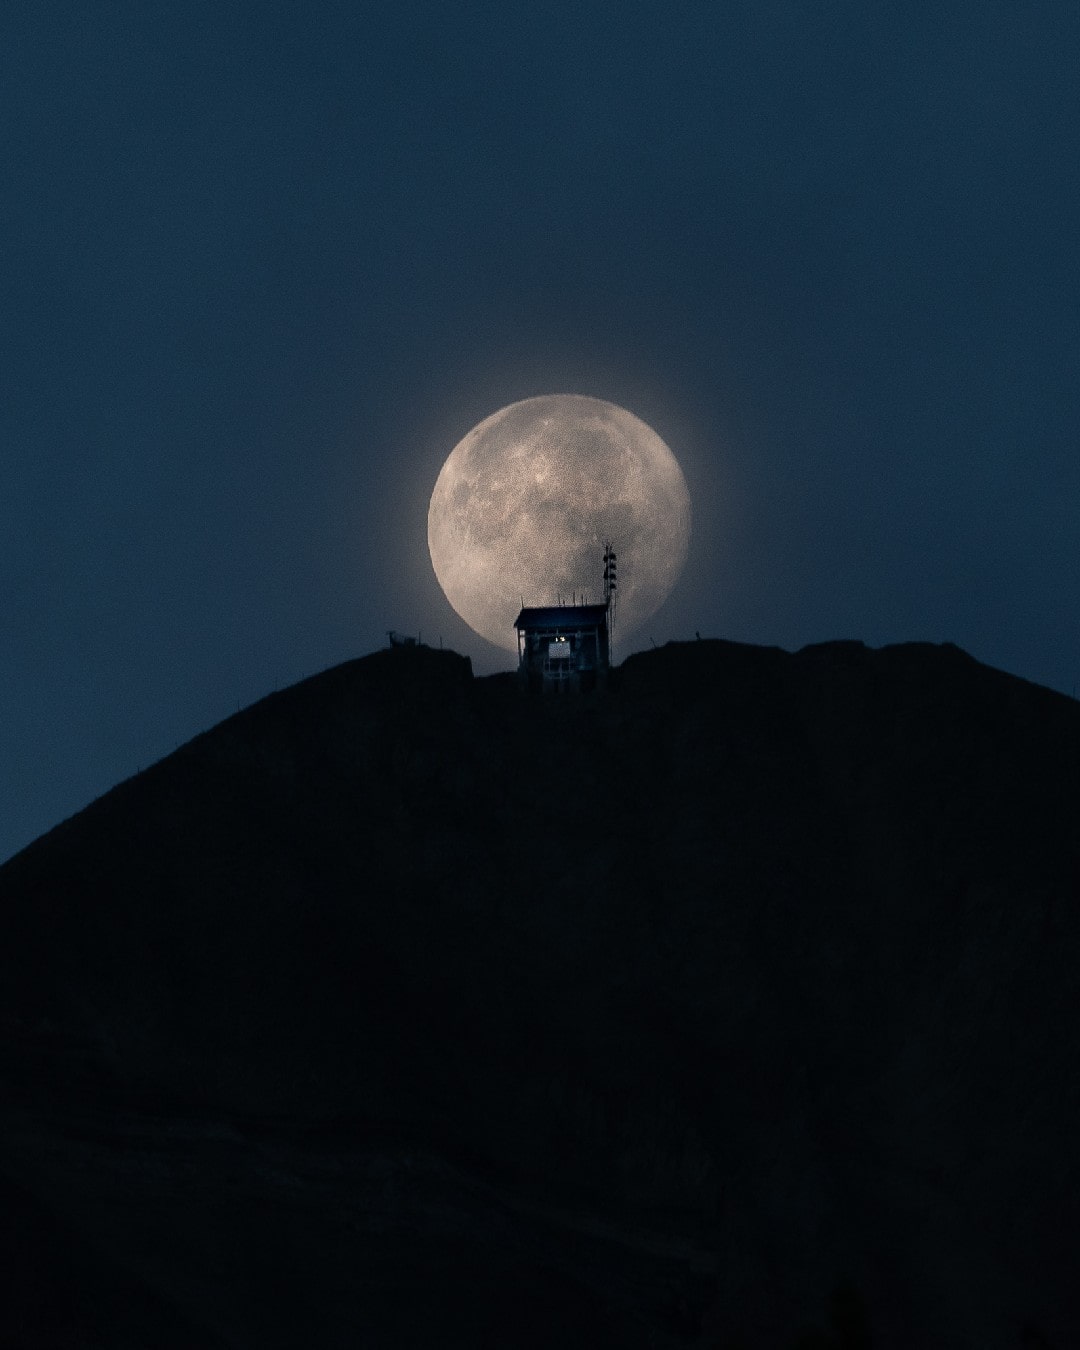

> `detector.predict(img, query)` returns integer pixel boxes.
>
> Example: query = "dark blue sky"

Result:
[3,0,1078,862]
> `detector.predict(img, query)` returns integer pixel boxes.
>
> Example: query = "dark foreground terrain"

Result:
[1,638,1078,1348]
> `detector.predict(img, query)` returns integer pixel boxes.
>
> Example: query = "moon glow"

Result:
[427,395,691,653]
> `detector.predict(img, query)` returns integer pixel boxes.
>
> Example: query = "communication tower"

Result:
[602,542,617,651]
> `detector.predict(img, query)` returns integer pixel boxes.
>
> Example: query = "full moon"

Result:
[427,394,691,653]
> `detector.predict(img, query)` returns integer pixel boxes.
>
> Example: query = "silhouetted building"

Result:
[513,603,610,693]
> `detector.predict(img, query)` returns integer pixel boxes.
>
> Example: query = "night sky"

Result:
[3,1,1078,863]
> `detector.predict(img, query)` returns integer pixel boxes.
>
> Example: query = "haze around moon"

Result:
[427,395,691,653]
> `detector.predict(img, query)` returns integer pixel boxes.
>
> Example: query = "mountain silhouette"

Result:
[1,638,1078,1348]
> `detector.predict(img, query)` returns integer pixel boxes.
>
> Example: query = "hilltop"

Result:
[1,639,1078,1348]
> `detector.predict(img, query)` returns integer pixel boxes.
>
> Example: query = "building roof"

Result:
[513,604,609,631]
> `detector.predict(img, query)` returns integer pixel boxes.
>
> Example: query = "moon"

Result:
[427,394,691,653]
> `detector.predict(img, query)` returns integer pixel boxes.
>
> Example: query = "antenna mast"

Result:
[602,541,617,654]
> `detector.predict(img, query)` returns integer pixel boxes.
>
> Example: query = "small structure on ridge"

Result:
[513,544,616,693]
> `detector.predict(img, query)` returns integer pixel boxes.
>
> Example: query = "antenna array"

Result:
[603,542,617,648]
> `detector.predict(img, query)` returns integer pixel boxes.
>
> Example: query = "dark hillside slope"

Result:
[1,639,1078,1348]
